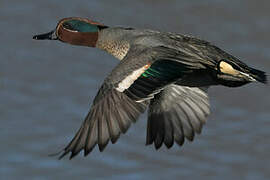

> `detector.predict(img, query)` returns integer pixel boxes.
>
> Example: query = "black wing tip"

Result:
[98,142,109,152]
[146,141,163,150]
[58,150,83,160]
[58,148,96,159]
[48,149,65,160]
[175,137,185,146]
[57,147,82,160]
[164,141,174,149]
[154,140,163,150]
[58,150,69,160]
[111,134,120,144]
[57,142,98,159]
[47,148,71,160]
[146,141,175,150]
[145,136,163,150]
[186,134,195,142]
[84,148,93,157]
[69,153,76,160]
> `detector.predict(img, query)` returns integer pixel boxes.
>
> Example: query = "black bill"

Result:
[33,30,57,40]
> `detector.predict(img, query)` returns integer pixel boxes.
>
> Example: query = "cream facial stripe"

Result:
[116,64,151,92]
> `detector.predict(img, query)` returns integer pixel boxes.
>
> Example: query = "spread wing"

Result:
[59,84,148,159]
[147,85,210,149]
[59,45,201,159]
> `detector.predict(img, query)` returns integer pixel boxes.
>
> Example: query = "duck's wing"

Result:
[59,45,200,159]
[59,83,148,159]
[146,85,210,149]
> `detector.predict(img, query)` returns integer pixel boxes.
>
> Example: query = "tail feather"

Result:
[249,67,267,84]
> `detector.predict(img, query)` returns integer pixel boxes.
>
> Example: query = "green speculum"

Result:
[141,67,161,78]
[141,60,187,80]
[63,20,99,32]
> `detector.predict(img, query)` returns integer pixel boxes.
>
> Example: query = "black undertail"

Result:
[249,67,267,84]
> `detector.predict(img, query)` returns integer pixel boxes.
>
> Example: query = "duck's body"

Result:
[33,17,267,159]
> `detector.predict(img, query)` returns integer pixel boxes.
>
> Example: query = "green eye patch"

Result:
[63,20,99,32]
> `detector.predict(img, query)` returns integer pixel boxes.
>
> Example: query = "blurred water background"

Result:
[1,0,270,179]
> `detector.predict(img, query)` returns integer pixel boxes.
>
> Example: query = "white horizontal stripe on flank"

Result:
[116,64,150,92]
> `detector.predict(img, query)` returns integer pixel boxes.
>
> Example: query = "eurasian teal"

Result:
[33,17,267,159]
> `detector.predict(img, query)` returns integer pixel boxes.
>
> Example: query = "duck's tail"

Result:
[249,67,267,84]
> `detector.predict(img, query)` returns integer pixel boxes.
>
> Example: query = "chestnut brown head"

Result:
[33,17,108,47]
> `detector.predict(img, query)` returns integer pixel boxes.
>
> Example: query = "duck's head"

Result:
[33,17,108,47]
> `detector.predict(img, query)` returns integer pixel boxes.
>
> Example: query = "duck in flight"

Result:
[33,17,267,159]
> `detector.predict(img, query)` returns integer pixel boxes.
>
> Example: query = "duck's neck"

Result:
[96,28,130,60]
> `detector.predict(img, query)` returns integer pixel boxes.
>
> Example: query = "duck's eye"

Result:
[218,60,240,75]
[63,22,77,31]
